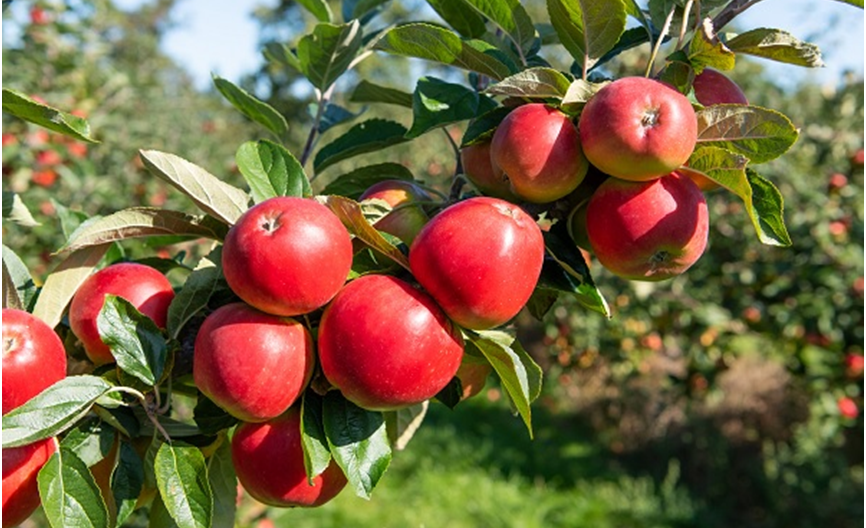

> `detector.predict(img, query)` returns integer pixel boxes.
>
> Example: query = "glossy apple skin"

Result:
[318,275,464,411]
[2,309,67,415]
[409,197,545,330]
[358,180,432,245]
[460,141,518,201]
[579,77,698,182]
[232,407,347,508]
[222,197,353,317]
[490,104,588,203]
[692,68,748,107]
[585,172,709,281]
[2,438,56,528]
[194,303,314,423]
[69,262,175,365]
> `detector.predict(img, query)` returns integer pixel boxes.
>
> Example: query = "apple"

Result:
[838,397,859,419]
[692,68,749,107]
[2,438,56,528]
[222,197,353,317]
[69,262,175,365]
[459,141,517,201]
[845,353,864,378]
[409,197,545,330]
[318,275,464,411]
[194,302,314,422]
[455,355,493,400]
[585,172,709,281]
[490,103,588,203]
[579,77,698,181]
[2,309,67,415]
[31,169,58,187]
[232,406,347,507]
[358,180,432,245]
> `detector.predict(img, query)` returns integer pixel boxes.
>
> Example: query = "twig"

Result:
[711,0,765,31]
[645,4,677,78]
[676,0,696,50]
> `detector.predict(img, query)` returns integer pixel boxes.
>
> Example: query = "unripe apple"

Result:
[692,68,749,106]
[194,303,314,423]
[69,262,175,365]
[409,197,545,330]
[2,438,57,528]
[585,172,709,281]
[318,275,464,411]
[579,77,698,181]
[222,197,353,316]
[490,104,588,203]
[2,309,67,415]
[232,407,347,507]
[459,141,517,201]
[358,180,432,245]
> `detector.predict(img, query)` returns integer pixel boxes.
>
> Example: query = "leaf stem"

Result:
[645,4,676,78]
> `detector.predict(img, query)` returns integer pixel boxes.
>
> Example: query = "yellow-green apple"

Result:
[490,104,588,203]
[194,303,314,422]
[692,68,748,106]
[2,438,57,528]
[232,406,347,507]
[69,262,174,365]
[585,172,708,281]
[579,77,698,181]
[318,275,464,411]
[2,309,67,415]
[459,141,517,201]
[222,197,353,316]
[358,180,432,245]
[409,197,544,330]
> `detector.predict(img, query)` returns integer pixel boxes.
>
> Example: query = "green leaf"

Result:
[297,21,363,91]
[687,19,735,73]
[342,0,390,22]
[154,442,213,528]
[2,88,99,143]
[301,391,332,484]
[320,163,414,199]
[547,0,627,74]
[426,0,487,39]
[460,106,512,147]
[113,441,145,527]
[745,169,792,247]
[193,395,239,437]
[726,28,824,68]
[696,104,799,164]
[139,150,250,226]
[2,375,115,448]
[313,119,410,174]
[298,0,332,21]
[407,76,496,139]
[236,140,312,203]
[97,295,168,387]
[486,67,572,98]
[2,259,22,310]
[384,401,428,451]
[166,250,224,340]
[207,440,237,528]
[2,192,40,227]
[835,0,863,7]
[350,80,414,108]
[433,377,463,409]
[50,199,89,241]
[2,245,37,310]
[526,288,559,321]
[212,75,289,138]
[314,102,363,133]
[560,78,609,109]
[263,42,303,73]
[541,225,610,317]
[59,420,115,467]
[32,243,111,330]
[375,23,514,81]
[38,448,109,528]
[460,0,537,54]
[322,391,391,500]
[148,494,179,528]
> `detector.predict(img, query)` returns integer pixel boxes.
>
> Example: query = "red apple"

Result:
[194,303,314,422]
[2,309,67,415]
[845,353,864,378]
[358,180,432,245]
[579,77,698,181]
[460,141,517,201]
[490,104,588,203]
[692,68,749,106]
[69,262,175,365]
[318,275,464,411]
[222,197,353,316]
[409,197,545,330]
[232,407,347,507]
[838,397,859,419]
[2,438,57,528]
[585,172,709,281]
[31,169,57,187]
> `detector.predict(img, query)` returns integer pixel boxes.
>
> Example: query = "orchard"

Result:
[1,1,863,527]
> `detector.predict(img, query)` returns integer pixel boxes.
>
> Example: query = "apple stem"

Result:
[645,4,676,78]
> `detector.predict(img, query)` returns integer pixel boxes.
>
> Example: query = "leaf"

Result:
[38,448,110,528]
[2,192,40,227]
[407,76,496,138]
[139,150,250,225]
[297,0,332,21]
[207,440,237,528]
[687,18,735,73]
[726,28,824,68]
[167,251,224,340]
[425,0,487,39]
[297,21,363,91]
[320,163,414,199]
[696,104,799,164]
[50,199,89,241]
[322,391,391,500]
[318,195,411,270]
[154,442,213,528]
[2,375,115,448]
[342,0,390,22]
[547,0,627,74]
[486,67,572,98]
[375,23,514,81]
[32,244,111,329]
[560,78,609,109]
[541,225,610,317]
[113,441,145,527]
[212,75,289,138]
[2,245,36,310]
[236,140,312,203]
[460,106,512,147]
[148,494,179,528]
[313,119,410,174]
[460,0,537,54]
[301,391,332,483]
[263,42,303,73]
[59,421,116,467]
[384,401,428,451]
[350,80,414,108]
[314,102,363,133]
[2,259,22,310]
[97,295,168,387]
[433,377,463,409]
[526,288,559,320]
[193,395,239,437]
[2,88,99,143]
